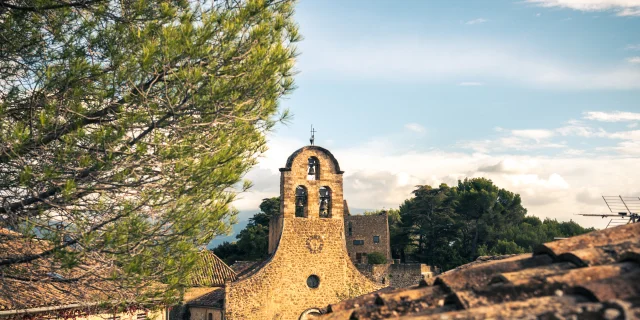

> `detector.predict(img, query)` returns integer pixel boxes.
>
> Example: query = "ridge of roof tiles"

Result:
[320,223,640,320]
[187,250,237,287]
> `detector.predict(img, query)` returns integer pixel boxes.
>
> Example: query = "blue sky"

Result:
[211,0,640,246]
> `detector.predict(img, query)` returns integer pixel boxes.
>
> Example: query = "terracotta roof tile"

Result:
[319,222,640,319]
[187,251,237,287]
[0,229,139,311]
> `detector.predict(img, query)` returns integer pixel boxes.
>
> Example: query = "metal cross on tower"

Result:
[310,125,316,146]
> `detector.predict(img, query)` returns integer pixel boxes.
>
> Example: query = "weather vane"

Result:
[310,125,316,146]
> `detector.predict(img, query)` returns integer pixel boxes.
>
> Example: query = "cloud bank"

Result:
[527,0,640,16]
[234,111,640,230]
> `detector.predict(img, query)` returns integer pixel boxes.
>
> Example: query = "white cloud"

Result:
[627,56,640,64]
[458,82,484,86]
[584,111,640,122]
[628,123,639,128]
[628,44,640,50]
[526,0,640,16]
[300,37,640,90]
[511,129,556,141]
[404,123,426,133]
[618,7,640,15]
[465,18,488,25]
[457,137,566,153]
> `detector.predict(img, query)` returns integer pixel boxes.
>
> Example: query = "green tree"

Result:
[456,178,526,260]
[214,197,280,264]
[397,184,466,269]
[366,252,387,265]
[0,0,299,304]
[392,179,593,271]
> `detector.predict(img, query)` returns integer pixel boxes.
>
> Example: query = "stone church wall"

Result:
[224,147,382,320]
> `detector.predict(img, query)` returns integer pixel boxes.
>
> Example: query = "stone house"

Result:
[343,211,391,264]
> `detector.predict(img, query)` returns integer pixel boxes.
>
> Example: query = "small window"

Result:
[355,252,365,263]
[307,275,320,288]
[348,221,352,236]
[353,240,364,245]
[373,236,380,244]
[208,313,212,320]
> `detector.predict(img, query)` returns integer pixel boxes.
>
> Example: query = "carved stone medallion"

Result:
[306,235,324,254]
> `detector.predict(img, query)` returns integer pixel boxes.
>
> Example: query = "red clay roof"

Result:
[320,222,640,319]
[0,229,138,311]
[187,250,237,287]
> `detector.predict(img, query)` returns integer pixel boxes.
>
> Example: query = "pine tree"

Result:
[0,0,299,304]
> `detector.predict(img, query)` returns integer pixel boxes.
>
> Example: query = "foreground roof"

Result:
[0,229,137,312]
[321,222,640,319]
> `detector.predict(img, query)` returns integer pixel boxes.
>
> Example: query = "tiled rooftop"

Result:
[187,250,237,287]
[0,228,135,311]
[320,222,640,319]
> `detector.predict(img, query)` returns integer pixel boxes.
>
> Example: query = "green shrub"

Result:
[367,252,387,264]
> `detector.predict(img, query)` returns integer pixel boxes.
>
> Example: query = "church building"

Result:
[224,145,382,319]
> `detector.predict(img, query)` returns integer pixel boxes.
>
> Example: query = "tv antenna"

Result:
[577,196,639,228]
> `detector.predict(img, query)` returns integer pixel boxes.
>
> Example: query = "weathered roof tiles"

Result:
[187,250,237,287]
[320,222,640,320]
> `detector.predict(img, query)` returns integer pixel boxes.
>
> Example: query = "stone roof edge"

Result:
[279,146,344,174]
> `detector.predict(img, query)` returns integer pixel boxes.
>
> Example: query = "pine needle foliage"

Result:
[0,0,299,305]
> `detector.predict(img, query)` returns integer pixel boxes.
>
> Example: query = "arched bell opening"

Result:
[319,186,332,218]
[299,308,323,320]
[295,186,308,218]
[307,157,320,180]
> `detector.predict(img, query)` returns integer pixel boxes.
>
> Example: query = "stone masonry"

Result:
[224,146,382,320]
[354,263,436,288]
[344,213,391,264]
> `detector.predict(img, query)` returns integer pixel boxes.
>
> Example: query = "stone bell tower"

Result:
[224,145,382,320]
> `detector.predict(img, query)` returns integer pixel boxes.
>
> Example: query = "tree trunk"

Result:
[471,219,479,260]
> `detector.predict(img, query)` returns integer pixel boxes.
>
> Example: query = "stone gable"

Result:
[224,146,382,320]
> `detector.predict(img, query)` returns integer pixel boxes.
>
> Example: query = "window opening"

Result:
[373,235,380,244]
[319,186,331,218]
[307,275,320,288]
[353,240,364,245]
[348,221,353,236]
[295,186,308,217]
[307,157,319,180]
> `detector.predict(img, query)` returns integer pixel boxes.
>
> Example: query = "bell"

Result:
[307,164,316,176]
[296,197,305,207]
[319,199,328,211]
